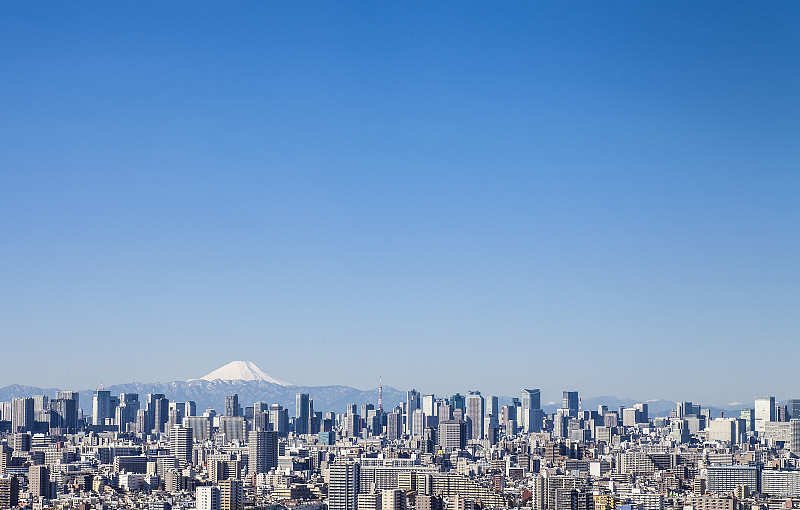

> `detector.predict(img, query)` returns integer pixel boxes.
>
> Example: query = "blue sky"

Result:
[1,2,798,405]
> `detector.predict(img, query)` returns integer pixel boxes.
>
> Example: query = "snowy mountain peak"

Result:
[196,361,291,386]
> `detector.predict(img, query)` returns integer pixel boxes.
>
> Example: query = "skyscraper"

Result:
[755,396,776,434]
[54,391,80,433]
[465,391,485,440]
[329,461,360,510]
[92,390,111,426]
[563,391,579,419]
[248,430,278,474]
[11,398,33,433]
[521,389,542,433]
[225,394,239,417]
[170,424,193,466]
[295,393,310,435]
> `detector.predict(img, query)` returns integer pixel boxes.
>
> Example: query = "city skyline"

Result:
[2,3,798,403]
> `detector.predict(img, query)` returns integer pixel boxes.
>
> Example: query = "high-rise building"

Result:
[248,430,278,474]
[11,398,33,433]
[0,475,20,509]
[296,393,310,435]
[521,389,541,433]
[422,394,437,417]
[438,420,466,451]
[465,392,485,440]
[382,489,406,510]
[787,400,800,421]
[146,394,170,434]
[329,462,360,510]
[184,416,212,441]
[755,396,776,434]
[55,391,79,432]
[197,486,221,510]
[170,425,193,466]
[219,479,243,510]
[225,394,239,417]
[450,394,465,412]
[219,417,246,443]
[563,391,579,419]
[92,390,111,426]
[406,390,420,434]
[28,465,50,500]
[790,419,800,455]
[387,412,402,441]
[271,404,289,437]
[186,401,197,417]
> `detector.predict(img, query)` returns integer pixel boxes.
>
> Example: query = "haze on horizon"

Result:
[1,2,798,405]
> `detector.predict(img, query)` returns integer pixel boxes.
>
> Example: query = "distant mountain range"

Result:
[0,361,744,418]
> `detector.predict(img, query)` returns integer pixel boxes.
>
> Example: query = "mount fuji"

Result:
[0,360,406,415]
[194,360,291,386]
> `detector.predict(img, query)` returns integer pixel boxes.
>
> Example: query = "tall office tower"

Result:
[438,420,466,451]
[32,395,49,413]
[219,479,243,510]
[295,393,310,435]
[11,398,33,433]
[412,409,425,438]
[117,393,140,431]
[422,394,437,418]
[219,417,246,443]
[50,398,74,434]
[254,402,269,413]
[146,394,169,434]
[92,390,111,426]
[248,430,278,474]
[387,412,402,440]
[271,404,289,437]
[254,411,270,432]
[438,404,453,421]
[170,425,193,466]
[787,400,800,421]
[55,391,79,431]
[406,390,420,434]
[0,476,20,509]
[562,391,579,419]
[184,415,210,441]
[329,462,360,510]
[225,394,239,417]
[465,392,485,440]
[450,393,465,412]
[521,389,541,433]
[755,396,776,433]
[488,396,499,420]
[197,486,221,510]
[790,420,800,455]
[740,409,755,432]
[634,403,649,423]
[28,465,50,499]
[186,401,197,417]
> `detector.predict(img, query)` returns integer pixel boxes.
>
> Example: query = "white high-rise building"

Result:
[170,425,193,466]
[755,396,776,434]
[197,486,221,510]
[465,392,485,440]
[329,462,360,510]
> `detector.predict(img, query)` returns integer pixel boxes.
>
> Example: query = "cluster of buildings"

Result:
[1,389,800,510]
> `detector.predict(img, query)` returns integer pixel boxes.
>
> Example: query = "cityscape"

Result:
[1,361,800,510]
[2,2,797,510]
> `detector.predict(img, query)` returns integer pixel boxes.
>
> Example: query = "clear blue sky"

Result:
[1,2,798,405]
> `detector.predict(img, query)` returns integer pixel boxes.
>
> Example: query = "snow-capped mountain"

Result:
[195,360,291,386]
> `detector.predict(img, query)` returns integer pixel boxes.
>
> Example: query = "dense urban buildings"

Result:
[1,380,800,510]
